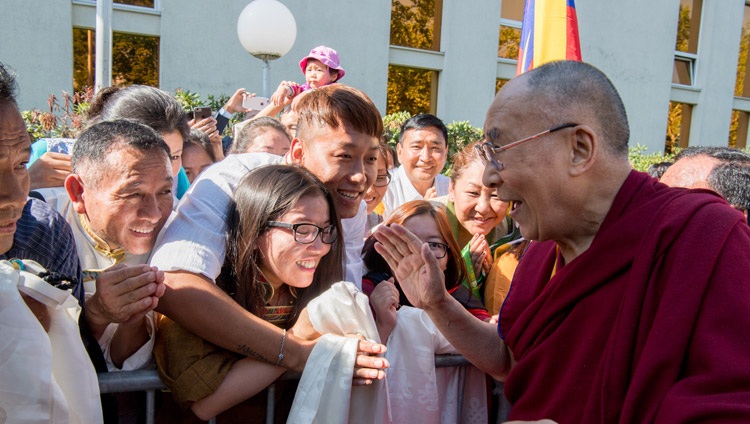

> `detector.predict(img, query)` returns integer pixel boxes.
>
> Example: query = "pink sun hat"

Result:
[299,46,346,80]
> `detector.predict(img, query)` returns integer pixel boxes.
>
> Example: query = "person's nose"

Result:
[139,194,164,223]
[475,194,492,215]
[482,161,502,189]
[419,146,432,162]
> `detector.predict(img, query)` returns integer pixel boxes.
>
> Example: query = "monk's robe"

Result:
[500,170,750,423]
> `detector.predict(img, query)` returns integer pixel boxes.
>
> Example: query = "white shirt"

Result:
[36,187,155,372]
[150,152,365,287]
[382,165,450,218]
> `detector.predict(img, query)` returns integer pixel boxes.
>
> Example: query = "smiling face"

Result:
[292,121,379,219]
[482,80,574,243]
[76,146,173,255]
[396,127,447,194]
[304,58,336,89]
[0,101,31,254]
[401,213,449,272]
[364,149,390,214]
[257,193,332,290]
[450,160,508,236]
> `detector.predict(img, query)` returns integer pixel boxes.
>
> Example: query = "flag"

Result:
[516,0,582,75]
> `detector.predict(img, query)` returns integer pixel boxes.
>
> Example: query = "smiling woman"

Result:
[154,165,344,421]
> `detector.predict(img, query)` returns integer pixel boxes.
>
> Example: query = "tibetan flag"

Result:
[516,0,582,75]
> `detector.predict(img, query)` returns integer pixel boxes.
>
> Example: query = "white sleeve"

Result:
[150,154,281,280]
[98,312,157,372]
[341,202,366,288]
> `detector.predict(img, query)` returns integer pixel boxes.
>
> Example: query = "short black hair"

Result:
[0,61,19,106]
[398,113,448,146]
[674,146,750,163]
[708,161,750,212]
[72,119,171,186]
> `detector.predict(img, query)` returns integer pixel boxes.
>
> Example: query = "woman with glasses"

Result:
[364,142,394,237]
[154,164,343,421]
[362,200,489,342]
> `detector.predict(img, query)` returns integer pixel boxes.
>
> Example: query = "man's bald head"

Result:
[499,61,630,157]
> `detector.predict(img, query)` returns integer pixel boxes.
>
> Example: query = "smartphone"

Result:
[47,138,76,155]
[242,96,270,110]
[194,107,212,121]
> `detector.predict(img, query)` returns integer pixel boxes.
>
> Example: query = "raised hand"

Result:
[373,224,448,311]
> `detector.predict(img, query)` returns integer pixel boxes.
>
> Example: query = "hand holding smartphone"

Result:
[242,95,270,110]
[193,107,212,121]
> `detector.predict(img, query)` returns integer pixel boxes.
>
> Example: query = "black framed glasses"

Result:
[372,172,391,188]
[476,123,578,170]
[426,241,449,259]
[266,221,338,244]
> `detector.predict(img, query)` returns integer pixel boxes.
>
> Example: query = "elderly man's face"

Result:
[0,101,31,254]
[482,80,574,243]
[78,146,173,255]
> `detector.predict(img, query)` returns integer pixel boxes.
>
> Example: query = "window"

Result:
[73,28,160,91]
[82,0,156,8]
[498,0,524,60]
[730,3,750,148]
[730,110,749,148]
[665,101,693,153]
[387,65,437,115]
[390,0,443,51]
[734,2,750,98]
[672,0,702,86]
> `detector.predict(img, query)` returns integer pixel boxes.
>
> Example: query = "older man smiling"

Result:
[383,114,450,217]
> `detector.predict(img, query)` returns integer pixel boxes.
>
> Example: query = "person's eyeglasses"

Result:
[426,241,449,259]
[476,123,578,170]
[372,172,391,188]
[266,221,338,244]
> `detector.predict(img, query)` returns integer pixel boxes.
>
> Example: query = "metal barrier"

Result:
[97,354,472,424]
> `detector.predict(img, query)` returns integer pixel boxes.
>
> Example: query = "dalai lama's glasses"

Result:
[476,123,578,170]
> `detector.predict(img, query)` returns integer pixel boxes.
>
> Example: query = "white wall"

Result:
[438,0,500,128]
[0,0,74,111]
[1,0,746,155]
[690,0,745,146]
[159,0,391,114]
[577,0,679,153]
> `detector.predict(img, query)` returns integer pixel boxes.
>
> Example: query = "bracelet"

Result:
[276,329,287,366]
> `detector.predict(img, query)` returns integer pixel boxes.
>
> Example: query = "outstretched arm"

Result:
[156,271,388,379]
[374,224,511,381]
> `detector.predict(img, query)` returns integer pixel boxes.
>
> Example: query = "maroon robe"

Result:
[500,170,750,423]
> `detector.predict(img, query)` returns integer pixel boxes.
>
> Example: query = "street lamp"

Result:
[237,0,297,98]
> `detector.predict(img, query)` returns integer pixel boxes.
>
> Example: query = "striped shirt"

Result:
[1,198,84,306]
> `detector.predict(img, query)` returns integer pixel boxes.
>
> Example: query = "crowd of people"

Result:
[2,46,750,424]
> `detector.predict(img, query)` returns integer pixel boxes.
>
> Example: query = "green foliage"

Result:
[628,144,674,173]
[22,90,94,142]
[498,26,520,59]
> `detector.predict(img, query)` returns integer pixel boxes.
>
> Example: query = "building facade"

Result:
[1,0,748,152]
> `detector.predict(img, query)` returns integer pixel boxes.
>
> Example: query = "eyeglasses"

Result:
[426,241,449,259]
[372,172,391,188]
[476,123,578,170]
[266,221,338,244]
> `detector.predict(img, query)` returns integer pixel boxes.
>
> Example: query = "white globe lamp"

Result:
[237,0,297,97]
